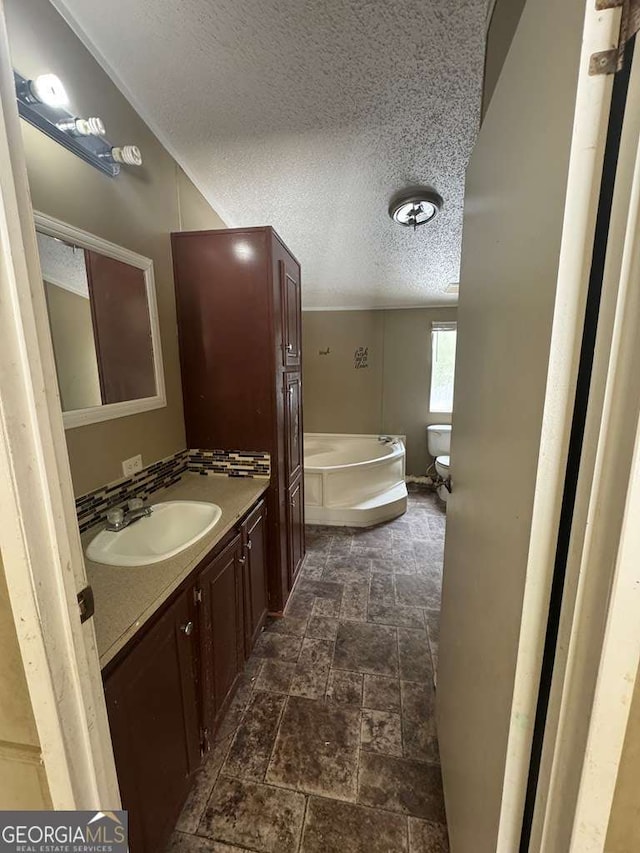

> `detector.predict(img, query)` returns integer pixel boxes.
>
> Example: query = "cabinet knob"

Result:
[287,343,293,352]
[239,556,246,565]
[180,621,194,636]
[246,540,252,550]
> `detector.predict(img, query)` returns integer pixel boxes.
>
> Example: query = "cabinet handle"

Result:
[246,540,252,550]
[239,556,246,564]
[287,343,293,352]
[180,621,194,636]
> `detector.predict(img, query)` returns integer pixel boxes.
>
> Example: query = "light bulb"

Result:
[29,73,69,108]
[58,117,106,136]
[110,145,142,166]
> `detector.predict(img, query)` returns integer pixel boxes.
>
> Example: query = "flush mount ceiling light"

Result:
[388,188,443,229]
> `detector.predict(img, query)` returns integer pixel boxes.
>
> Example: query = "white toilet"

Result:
[427,424,451,501]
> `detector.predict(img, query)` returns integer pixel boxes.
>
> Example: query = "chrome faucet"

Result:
[105,498,153,532]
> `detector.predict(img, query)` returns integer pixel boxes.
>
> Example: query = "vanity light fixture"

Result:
[14,69,143,177]
[388,187,443,229]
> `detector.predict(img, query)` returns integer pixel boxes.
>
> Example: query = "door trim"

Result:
[492,3,622,848]
[530,35,640,853]
[519,28,634,853]
[0,9,119,807]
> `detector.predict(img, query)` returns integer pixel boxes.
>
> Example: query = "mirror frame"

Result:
[35,212,167,429]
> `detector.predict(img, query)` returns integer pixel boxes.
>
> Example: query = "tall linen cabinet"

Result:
[171,226,304,611]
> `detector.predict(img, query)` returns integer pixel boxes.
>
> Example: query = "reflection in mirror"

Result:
[35,218,165,428]
[39,233,101,411]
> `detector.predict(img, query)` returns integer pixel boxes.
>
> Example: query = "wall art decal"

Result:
[354,346,369,369]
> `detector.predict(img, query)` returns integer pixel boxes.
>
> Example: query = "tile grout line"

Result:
[259,690,289,786]
[296,795,310,853]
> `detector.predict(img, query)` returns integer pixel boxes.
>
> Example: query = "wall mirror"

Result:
[35,212,166,429]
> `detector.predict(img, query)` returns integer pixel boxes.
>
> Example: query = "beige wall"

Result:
[436,0,588,847]
[44,281,102,412]
[483,0,526,119]
[302,307,457,475]
[606,666,640,851]
[176,166,226,232]
[0,555,51,809]
[6,0,226,496]
[303,311,385,436]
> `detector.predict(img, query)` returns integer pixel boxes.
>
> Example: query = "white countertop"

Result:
[82,473,269,668]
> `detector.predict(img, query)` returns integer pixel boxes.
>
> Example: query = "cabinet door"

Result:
[241,500,268,656]
[280,259,301,368]
[197,535,245,739]
[104,589,200,853]
[287,477,305,587]
[284,372,303,483]
[84,250,156,404]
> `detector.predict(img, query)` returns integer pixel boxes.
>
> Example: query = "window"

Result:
[429,322,457,413]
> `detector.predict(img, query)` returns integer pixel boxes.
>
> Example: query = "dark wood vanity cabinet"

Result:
[196,534,245,740]
[241,499,268,655]
[103,588,200,853]
[103,497,268,853]
[281,259,302,369]
[288,476,305,582]
[171,227,305,612]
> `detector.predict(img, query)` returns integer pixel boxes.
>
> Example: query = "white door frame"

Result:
[531,38,640,852]
[494,5,621,849]
[1,0,639,837]
[0,3,119,808]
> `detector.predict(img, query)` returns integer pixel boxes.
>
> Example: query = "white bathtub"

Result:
[304,433,408,527]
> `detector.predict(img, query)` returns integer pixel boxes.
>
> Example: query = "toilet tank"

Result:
[427,424,451,456]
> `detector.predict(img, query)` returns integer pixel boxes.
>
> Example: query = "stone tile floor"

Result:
[167,485,447,853]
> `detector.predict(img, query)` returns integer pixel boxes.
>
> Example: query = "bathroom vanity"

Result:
[86,475,268,853]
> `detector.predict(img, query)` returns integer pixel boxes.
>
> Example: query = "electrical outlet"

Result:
[122,454,143,478]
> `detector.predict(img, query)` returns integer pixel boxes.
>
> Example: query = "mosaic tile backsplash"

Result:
[187,449,270,478]
[76,448,271,532]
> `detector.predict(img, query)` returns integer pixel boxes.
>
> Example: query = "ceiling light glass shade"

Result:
[29,73,69,108]
[389,189,442,227]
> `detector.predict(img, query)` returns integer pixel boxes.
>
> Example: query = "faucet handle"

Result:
[127,497,144,511]
[106,507,124,527]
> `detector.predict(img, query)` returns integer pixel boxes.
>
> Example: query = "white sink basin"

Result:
[86,501,222,566]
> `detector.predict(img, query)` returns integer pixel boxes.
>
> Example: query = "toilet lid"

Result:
[436,455,450,470]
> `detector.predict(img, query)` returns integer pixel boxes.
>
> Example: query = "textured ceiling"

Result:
[55,0,485,308]
[37,231,89,297]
